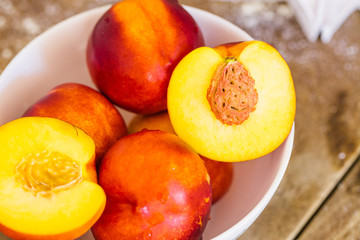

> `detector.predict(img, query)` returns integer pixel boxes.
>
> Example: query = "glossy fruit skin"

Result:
[23,83,127,166]
[167,41,296,162]
[0,117,106,240]
[92,130,211,240]
[128,111,233,204]
[86,0,204,114]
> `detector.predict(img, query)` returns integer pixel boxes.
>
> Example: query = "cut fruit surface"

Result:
[167,41,296,162]
[0,117,106,240]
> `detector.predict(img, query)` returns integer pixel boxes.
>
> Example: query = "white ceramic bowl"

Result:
[0,5,294,240]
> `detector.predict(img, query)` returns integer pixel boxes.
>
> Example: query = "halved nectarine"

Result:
[129,111,233,204]
[167,40,296,162]
[0,117,106,240]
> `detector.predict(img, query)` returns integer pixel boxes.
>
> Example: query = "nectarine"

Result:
[86,0,204,114]
[92,130,211,240]
[129,111,233,204]
[23,83,127,166]
[0,117,106,240]
[167,40,296,162]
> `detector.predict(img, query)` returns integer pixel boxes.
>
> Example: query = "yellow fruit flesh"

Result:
[15,150,82,197]
[167,41,295,162]
[0,117,105,238]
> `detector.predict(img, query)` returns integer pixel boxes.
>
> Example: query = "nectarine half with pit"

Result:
[129,111,233,204]
[92,130,211,240]
[23,83,127,166]
[87,0,204,114]
[167,40,296,162]
[0,117,106,240]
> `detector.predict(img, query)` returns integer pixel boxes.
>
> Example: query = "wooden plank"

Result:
[225,3,360,239]
[297,158,360,239]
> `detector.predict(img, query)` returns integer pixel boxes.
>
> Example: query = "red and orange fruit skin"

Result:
[86,0,205,114]
[92,130,211,240]
[128,111,233,204]
[23,83,128,166]
[201,156,233,204]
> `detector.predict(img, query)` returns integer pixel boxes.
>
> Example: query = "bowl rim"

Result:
[213,124,294,240]
[0,4,295,240]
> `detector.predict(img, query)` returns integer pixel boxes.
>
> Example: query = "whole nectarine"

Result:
[23,83,127,166]
[167,40,296,162]
[92,130,211,240]
[87,0,204,114]
[128,111,233,204]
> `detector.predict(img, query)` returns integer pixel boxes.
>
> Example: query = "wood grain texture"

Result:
[299,158,360,239]
[177,1,360,239]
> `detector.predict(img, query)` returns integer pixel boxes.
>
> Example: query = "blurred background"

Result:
[0,0,359,239]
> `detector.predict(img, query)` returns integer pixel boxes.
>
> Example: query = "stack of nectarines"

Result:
[0,0,296,239]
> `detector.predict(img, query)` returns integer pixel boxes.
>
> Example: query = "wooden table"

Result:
[1,1,359,239]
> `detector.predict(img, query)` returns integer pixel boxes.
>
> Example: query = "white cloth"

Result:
[212,0,360,43]
[281,0,360,42]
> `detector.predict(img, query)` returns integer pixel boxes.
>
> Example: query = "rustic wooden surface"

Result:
[1,1,360,239]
